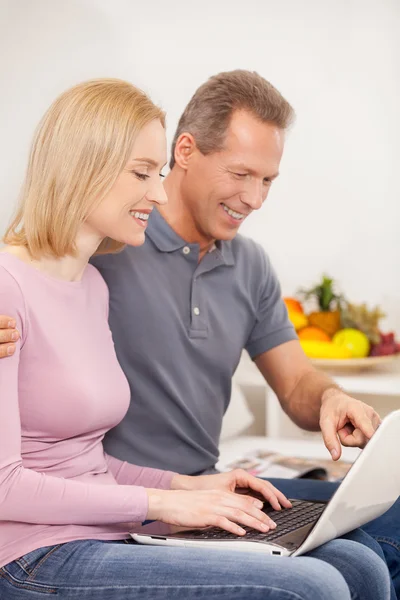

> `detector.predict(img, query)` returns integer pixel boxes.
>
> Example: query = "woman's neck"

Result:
[3,226,102,282]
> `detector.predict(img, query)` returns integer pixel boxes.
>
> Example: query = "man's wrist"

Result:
[321,384,343,405]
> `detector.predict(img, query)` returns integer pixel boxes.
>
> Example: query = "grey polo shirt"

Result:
[91,209,297,474]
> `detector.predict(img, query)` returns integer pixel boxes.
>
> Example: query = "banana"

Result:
[300,340,352,359]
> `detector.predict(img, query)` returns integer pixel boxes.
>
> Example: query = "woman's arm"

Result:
[98,267,177,491]
[0,267,149,526]
[105,453,176,489]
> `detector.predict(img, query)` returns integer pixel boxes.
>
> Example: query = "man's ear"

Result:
[174,132,197,170]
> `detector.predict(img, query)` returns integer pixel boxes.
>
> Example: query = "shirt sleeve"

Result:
[245,247,298,359]
[105,454,176,489]
[0,266,150,526]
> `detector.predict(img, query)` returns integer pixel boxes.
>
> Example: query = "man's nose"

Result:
[242,181,264,211]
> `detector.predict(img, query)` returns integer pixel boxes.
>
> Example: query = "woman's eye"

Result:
[234,172,247,178]
[132,171,149,181]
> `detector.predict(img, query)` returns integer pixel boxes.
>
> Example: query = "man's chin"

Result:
[213,224,241,241]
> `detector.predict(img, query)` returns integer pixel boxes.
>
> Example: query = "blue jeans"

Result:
[0,531,390,599]
[268,477,400,599]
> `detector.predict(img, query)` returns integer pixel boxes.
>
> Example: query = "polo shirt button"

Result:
[183,246,190,255]
[193,307,200,316]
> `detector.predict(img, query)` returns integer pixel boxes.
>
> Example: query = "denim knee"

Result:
[309,538,391,600]
[288,557,351,600]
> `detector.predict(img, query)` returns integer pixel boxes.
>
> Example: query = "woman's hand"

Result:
[146,487,277,536]
[171,469,292,512]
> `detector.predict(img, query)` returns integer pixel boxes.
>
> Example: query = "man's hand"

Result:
[320,387,381,460]
[0,315,19,357]
[171,469,292,512]
[255,340,382,459]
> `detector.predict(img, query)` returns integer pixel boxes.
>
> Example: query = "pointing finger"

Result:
[320,415,341,460]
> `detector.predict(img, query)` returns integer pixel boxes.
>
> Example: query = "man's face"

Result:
[180,110,285,243]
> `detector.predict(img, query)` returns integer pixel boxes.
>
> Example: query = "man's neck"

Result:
[160,170,216,260]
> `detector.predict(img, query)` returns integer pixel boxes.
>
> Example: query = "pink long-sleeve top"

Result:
[0,253,175,568]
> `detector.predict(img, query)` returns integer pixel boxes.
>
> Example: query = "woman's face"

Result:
[86,119,168,247]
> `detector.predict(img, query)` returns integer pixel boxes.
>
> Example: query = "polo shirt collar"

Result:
[147,209,235,266]
[214,240,235,266]
[146,207,186,252]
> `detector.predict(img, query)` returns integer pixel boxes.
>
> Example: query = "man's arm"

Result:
[255,339,337,430]
[255,339,381,459]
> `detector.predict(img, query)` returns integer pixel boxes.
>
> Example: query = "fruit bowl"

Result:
[284,277,400,369]
[311,355,400,372]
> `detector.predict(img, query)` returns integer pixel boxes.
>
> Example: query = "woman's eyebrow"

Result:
[131,158,159,167]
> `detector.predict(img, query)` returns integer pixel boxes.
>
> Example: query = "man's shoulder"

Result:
[229,234,271,274]
[90,246,133,270]
[230,233,261,252]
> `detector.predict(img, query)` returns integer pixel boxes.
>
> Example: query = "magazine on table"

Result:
[220,449,352,481]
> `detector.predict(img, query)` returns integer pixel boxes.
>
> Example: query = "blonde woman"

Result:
[0,79,390,600]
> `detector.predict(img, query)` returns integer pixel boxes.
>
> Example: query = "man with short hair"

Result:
[1,70,399,596]
[98,70,379,474]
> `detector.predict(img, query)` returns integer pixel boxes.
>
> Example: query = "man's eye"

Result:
[234,172,247,178]
[132,171,149,181]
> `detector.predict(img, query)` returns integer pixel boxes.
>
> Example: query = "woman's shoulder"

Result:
[0,252,41,302]
[0,254,25,294]
[0,254,27,338]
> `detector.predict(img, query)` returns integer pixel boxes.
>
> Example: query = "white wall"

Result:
[1,0,399,333]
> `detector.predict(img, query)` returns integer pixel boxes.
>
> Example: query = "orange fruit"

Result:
[284,297,304,314]
[298,326,331,342]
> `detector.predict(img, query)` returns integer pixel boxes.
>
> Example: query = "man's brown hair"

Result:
[170,69,294,168]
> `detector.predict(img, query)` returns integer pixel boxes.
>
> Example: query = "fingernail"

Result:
[7,346,15,355]
[255,500,264,509]
[8,320,15,328]
[261,523,269,531]
[331,449,339,459]
[11,332,19,341]
[270,521,277,529]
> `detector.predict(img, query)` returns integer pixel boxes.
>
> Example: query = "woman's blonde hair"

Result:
[4,78,165,257]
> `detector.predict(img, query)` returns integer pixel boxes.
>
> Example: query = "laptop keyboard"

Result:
[187,500,325,542]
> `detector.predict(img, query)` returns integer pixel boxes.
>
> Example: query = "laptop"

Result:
[131,409,400,557]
